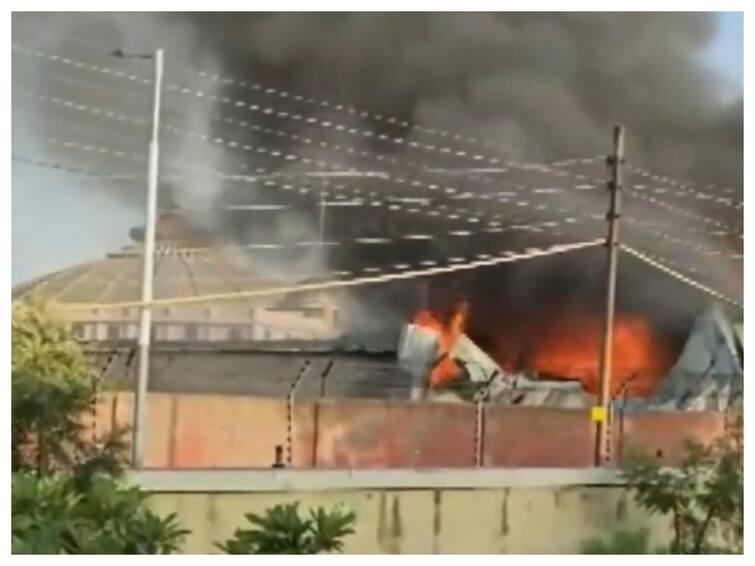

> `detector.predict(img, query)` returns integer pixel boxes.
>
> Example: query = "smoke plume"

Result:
[12,13,743,350]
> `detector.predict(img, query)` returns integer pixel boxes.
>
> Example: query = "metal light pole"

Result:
[114,47,164,469]
[594,124,625,467]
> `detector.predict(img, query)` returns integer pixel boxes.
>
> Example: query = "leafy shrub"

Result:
[217,502,356,554]
[12,301,127,476]
[623,413,743,554]
[11,302,189,554]
[12,472,188,554]
[581,528,652,554]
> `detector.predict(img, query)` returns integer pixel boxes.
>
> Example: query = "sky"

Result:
[703,12,744,92]
[10,12,745,285]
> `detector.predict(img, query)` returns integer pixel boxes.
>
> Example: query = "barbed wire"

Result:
[550,157,742,207]
[31,129,743,276]
[26,68,709,261]
[622,218,743,262]
[625,188,742,235]
[36,138,603,244]
[627,165,742,207]
[11,44,495,166]
[15,85,607,212]
[12,153,139,180]
[14,44,743,273]
[620,245,742,310]
[27,134,742,272]
[14,41,743,240]
[12,39,574,168]
[548,159,743,236]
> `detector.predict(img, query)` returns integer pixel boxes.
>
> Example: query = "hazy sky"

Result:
[11,12,744,285]
[703,12,743,88]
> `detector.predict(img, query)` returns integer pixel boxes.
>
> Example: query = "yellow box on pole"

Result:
[591,406,607,423]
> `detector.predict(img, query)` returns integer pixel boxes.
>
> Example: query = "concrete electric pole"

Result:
[595,124,625,467]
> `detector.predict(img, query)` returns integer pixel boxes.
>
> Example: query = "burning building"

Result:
[398,289,742,411]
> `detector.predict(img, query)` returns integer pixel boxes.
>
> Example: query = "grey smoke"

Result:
[12,13,743,350]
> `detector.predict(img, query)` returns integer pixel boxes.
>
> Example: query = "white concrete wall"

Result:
[131,469,670,554]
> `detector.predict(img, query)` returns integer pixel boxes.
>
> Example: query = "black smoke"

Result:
[11,13,743,349]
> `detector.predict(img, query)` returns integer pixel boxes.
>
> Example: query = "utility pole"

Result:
[124,47,164,469]
[594,124,624,467]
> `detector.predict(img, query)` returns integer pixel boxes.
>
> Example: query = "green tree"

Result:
[216,502,357,554]
[12,301,127,476]
[11,301,189,554]
[622,413,743,554]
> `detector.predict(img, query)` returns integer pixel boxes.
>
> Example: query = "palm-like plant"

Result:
[217,502,356,554]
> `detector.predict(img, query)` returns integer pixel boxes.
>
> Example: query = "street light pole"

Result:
[132,48,164,469]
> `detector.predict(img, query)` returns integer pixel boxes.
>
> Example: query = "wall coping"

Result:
[128,468,625,493]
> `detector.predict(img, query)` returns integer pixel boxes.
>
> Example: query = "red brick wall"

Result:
[95,392,727,469]
[483,406,595,467]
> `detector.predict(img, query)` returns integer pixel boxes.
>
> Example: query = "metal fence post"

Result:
[311,359,334,468]
[473,372,498,467]
[285,360,311,467]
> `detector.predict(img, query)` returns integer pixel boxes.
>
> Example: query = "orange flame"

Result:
[526,313,673,397]
[412,301,468,387]
[488,307,675,398]
[412,296,675,398]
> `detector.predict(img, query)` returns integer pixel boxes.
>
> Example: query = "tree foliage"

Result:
[580,528,653,554]
[622,413,743,554]
[12,301,128,477]
[12,472,188,554]
[11,301,188,554]
[216,502,357,554]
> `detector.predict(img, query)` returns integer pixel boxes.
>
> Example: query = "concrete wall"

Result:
[96,391,726,469]
[132,469,671,554]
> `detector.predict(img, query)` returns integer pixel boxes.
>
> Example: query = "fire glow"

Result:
[519,313,674,397]
[412,302,468,387]
[412,301,676,398]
